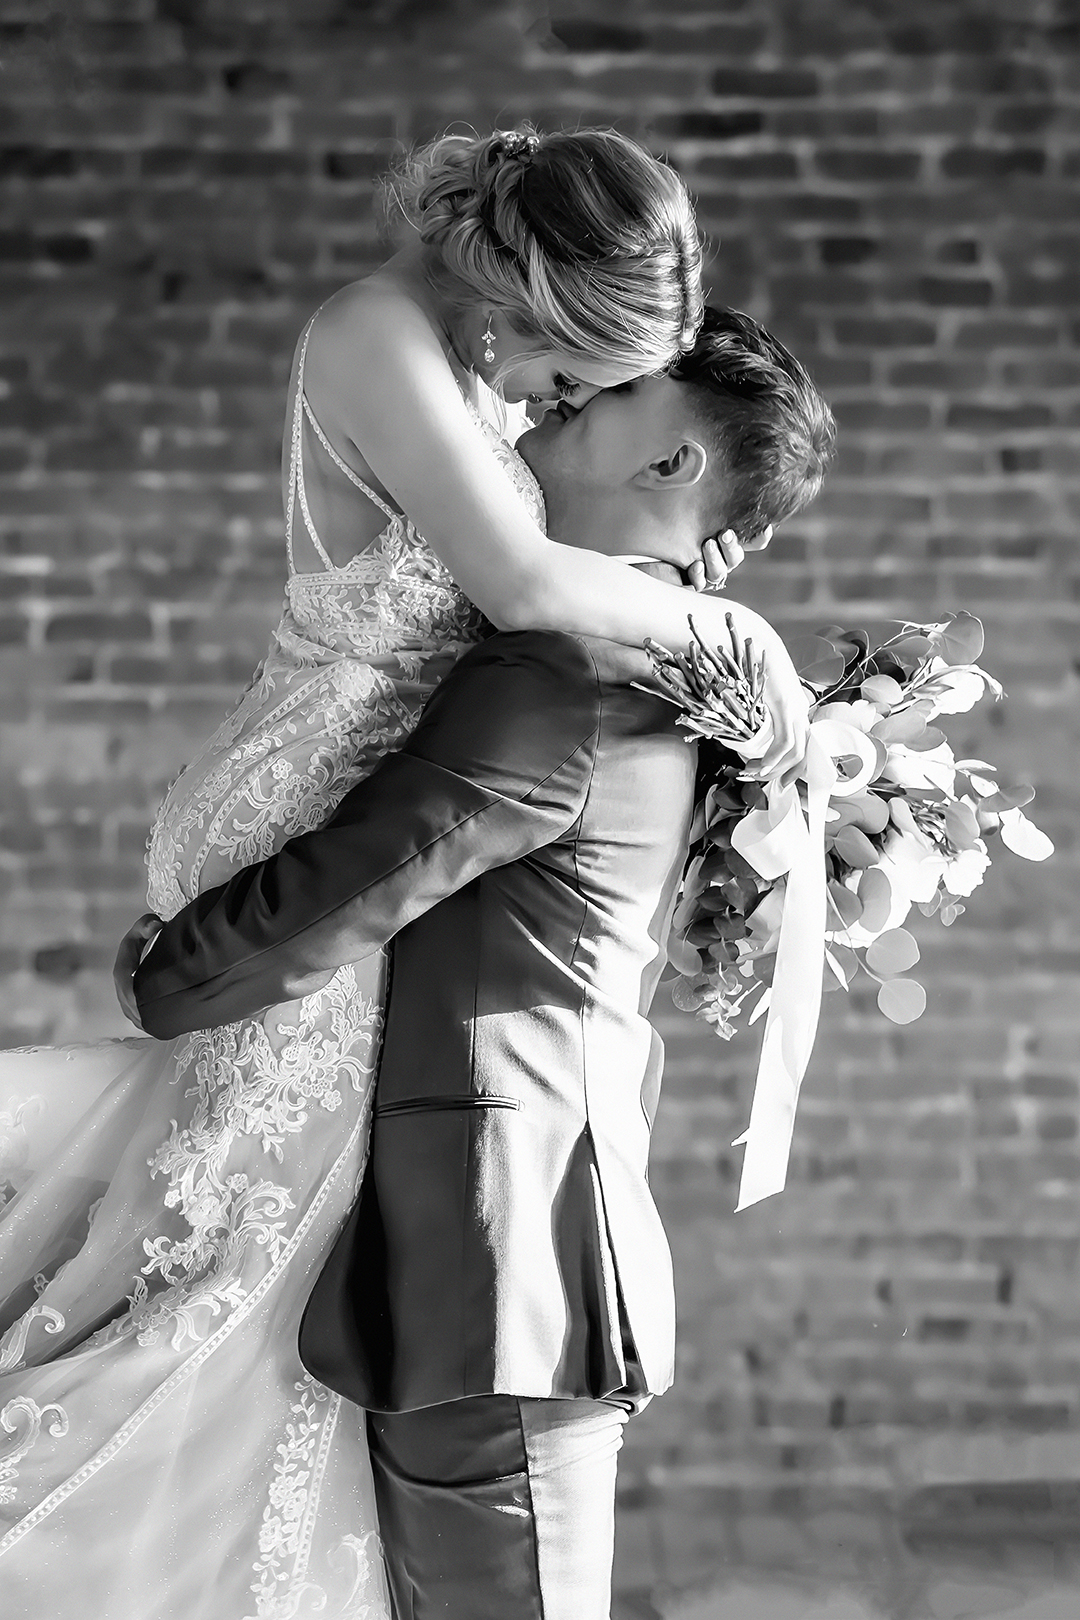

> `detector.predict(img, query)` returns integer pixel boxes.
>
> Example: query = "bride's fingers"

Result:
[714,530,745,577]
[742,523,774,554]
[113,946,145,1029]
[112,914,162,1029]
[687,557,707,591]
[701,538,728,586]
[136,914,164,961]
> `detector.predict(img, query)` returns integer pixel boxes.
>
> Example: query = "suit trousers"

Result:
[366,1393,635,1620]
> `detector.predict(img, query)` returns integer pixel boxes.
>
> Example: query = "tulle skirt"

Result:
[0,962,392,1619]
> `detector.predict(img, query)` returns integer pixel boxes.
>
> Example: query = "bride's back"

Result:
[145,294,545,921]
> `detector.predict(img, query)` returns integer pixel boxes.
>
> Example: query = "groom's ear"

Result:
[634,437,709,491]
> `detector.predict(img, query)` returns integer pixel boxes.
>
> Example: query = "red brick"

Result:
[653,110,765,141]
[916,276,996,308]
[945,402,1054,432]
[815,149,924,183]
[44,611,154,644]
[833,315,937,347]
[955,316,1064,349]
[710,66,820,98]
[698,151,802,182]
[941,146,1048,180]
[547,19,647,52]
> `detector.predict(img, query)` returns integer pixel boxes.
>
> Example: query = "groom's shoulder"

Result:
[462,629,653,692]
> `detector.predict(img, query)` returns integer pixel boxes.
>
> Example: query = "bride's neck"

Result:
[378,242,476,380]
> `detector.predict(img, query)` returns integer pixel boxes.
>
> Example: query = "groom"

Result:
[119,308,834,1619]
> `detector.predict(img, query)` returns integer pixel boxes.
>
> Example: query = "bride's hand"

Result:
[696,596,809,785]
[687,525,774,593]
[113,912,163,1030]
[757,647,810,787]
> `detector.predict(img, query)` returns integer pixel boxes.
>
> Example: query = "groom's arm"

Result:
[133,632,600,1039]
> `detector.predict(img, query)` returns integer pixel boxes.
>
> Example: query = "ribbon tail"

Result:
[734,733,835,1211]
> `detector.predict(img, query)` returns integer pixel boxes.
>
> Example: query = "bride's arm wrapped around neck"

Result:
[304,289,809,782]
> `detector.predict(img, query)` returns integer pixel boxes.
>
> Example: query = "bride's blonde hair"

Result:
[383,125,704,376]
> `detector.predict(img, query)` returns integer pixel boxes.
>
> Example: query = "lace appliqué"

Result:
[0,1398,69,1506]
[248,1377,336,1617]
[0,1097,44,1211]
[245,1376,385,1619]
[0,1304,66,1374]
[94,973,381,1355]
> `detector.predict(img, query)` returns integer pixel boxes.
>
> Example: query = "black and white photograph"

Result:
[0,2,1076,1616]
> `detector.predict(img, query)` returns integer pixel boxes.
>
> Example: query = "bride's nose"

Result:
[570,381,604,406]
[527,383,601,410]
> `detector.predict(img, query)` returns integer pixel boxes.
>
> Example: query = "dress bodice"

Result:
[146,316,547,920]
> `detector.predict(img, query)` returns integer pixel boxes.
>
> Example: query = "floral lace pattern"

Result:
[103,973,382,1356]
[246,1377,386,1619]
[0,1400,68,1507]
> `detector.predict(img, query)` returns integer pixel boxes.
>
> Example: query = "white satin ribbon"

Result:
[730,727,838,1211]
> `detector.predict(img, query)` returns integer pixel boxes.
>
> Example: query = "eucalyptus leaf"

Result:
[906,725,948,752]
[826,944,860,986]
[877,977,927,1024]
[861,674,904,708]
[872,702,933,746]
[724,849,760,881]
[980,783,1036,813]
[827,879,863,929]
[791,636,848,688]
[672,976,708,1012]
[721,876,760,913]
[667,933,703,976]
[928,611,984,666]
[999,808,1054,861]
[697,888,731,914]
[866,927,921,977]
[857,866,894,933]
[942,800,981,850]
[832,825,880,869]
[849,790,891,835]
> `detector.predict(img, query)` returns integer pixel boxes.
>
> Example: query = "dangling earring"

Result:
[482,316,496,366]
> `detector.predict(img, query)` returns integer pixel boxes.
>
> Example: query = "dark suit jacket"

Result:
[134,629,697,1411]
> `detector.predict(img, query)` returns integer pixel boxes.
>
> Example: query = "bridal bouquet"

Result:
[650,611,1053,1041]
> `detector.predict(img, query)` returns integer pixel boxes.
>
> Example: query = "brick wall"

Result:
[1,0,1078,1601]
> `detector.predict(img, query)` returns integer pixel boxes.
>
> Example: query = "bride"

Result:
[0,126,805,1617]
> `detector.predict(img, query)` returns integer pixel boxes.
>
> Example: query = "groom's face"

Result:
[517,374,698,524]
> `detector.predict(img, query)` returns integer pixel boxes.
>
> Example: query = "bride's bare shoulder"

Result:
[307,275,442,374]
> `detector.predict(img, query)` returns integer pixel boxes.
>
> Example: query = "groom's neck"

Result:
[632,559,686,586]
[544,487,696,573]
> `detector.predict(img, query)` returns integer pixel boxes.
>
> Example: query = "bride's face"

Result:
[476,313,639,408]
[518,375,691,494]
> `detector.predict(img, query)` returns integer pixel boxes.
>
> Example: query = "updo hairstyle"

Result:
[383,125,704,378]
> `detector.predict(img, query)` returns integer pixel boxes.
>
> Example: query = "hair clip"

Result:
[497,131,540,162]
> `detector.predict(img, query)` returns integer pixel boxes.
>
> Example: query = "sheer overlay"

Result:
[0,316,546,1617]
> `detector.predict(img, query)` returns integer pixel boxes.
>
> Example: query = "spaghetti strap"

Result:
[285,314,401,576]
[301,396,400,523]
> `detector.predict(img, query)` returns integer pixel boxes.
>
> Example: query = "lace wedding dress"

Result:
[0,318,546,1618]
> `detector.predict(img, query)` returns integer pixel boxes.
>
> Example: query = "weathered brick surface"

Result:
[2,0,1079,1602]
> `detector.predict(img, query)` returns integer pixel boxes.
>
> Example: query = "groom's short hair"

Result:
[672,306,835,539]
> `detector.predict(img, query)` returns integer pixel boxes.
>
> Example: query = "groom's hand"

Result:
[113,913,164,1030]
[688,524,773,592]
